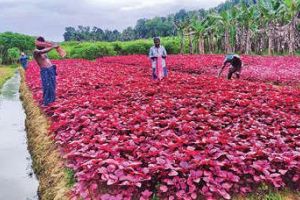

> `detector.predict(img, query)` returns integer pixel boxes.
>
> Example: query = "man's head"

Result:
[21,52,25,56]
[36,36,46,50]
[153,37,160,48]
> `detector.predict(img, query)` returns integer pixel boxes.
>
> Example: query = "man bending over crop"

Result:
[33,36,59,106]
[218,54,242,80]
[149,37,168,80]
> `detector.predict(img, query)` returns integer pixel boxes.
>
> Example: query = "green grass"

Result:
[64,168,76,188]
[0,65,16,89]
[235,186,300,200]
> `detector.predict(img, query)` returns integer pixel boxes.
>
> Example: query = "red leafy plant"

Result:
[25,55,300,199]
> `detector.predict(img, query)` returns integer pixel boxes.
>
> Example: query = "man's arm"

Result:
[34,45,58,55]
[162,46,167,59]
[218,61,229,78]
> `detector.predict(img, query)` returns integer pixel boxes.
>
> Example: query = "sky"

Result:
[0,0,225,41]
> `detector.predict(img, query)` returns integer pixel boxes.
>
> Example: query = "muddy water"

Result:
[0,71,39,200]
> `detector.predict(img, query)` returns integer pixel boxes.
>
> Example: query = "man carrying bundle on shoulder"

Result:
[33,36,66,106]
[218,54,242,80]
[149,37,168,80]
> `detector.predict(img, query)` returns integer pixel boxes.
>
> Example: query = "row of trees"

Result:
[63,6,217,42]
[0,32,35,64]
[179,0,300,55]
[63,0,299,55]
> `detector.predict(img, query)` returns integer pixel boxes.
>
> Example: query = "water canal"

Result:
[0,71,39,200]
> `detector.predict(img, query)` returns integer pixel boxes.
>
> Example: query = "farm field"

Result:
[25,55,300,200]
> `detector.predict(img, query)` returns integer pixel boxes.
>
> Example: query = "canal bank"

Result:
[19,69,70,200]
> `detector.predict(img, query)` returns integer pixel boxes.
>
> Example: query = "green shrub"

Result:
[163,37,181,54]
[0,32,35,64]
[120,40,152,55]
[7,47,20,64]
[54,37,190,60]
[70,43,116,60]
[48,50,61,59]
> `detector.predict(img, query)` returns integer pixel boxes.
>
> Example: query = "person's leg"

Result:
[48,66,56,104]
[227,66,237,80]
[163,67,168,77]
[235,66,241,79]
[152,68,157,80]
[227,69,234,79]
[40,68,50,105]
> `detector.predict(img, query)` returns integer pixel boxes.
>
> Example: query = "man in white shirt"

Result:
[149,37,168,80]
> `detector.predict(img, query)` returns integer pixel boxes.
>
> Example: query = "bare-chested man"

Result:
[33,36,59,106]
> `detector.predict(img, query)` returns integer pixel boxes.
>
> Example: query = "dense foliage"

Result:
[7,47,21,64]
[63,0,300,55]
[48,38,182,60]
[25,55,300,199]
[0,32,35,64]
[63,0,250,42]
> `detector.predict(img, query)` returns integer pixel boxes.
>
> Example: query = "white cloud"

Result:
[120,0,173,11]
[0,0,225,41]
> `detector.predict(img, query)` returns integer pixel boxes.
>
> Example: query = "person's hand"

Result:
[53,44,59,49]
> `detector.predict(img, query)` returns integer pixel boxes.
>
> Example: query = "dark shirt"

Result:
[224,56,242,69]
[19,55,28,68]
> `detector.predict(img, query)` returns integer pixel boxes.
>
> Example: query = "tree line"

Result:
[185,0,300,55]
[0,32,35,64]
[63,0,300,55]
[63,0,248,42]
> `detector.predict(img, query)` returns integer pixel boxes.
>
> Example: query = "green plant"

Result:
[64,168,76,187]
[7,47,20,64]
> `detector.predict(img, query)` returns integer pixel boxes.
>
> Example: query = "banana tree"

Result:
[238,3,258,54]
[189,18,207,54]
[229,7,238,52]
[174,18,190,54]
[257,0,282,55]
[278,0,300,55]
[210,10,233,53]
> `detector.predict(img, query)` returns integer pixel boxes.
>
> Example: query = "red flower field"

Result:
[25,55,300,200]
